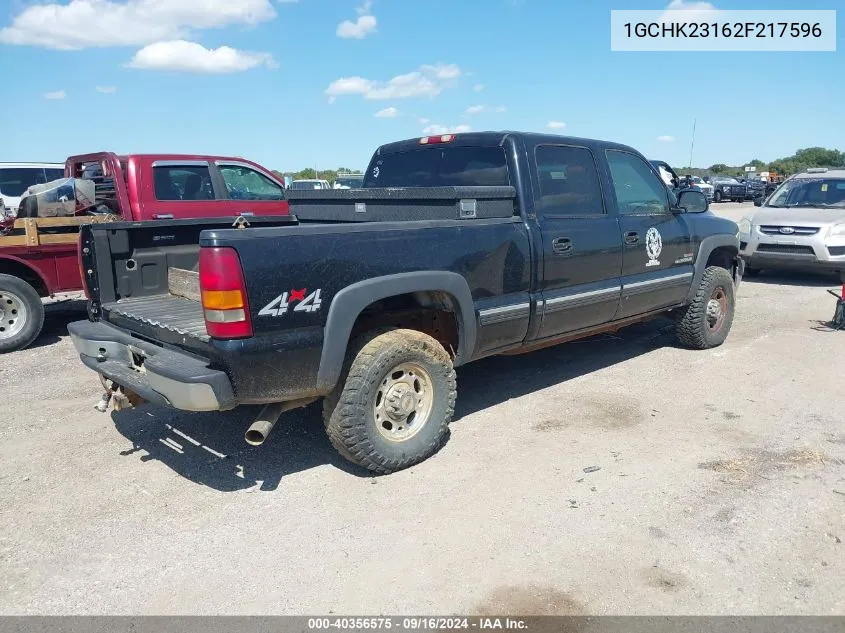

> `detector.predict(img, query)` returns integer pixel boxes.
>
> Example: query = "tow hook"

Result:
[245,397,318,446]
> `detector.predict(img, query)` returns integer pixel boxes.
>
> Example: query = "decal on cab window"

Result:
[259,288,323,317]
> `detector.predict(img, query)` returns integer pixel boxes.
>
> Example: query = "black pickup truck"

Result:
[69,132,743,474]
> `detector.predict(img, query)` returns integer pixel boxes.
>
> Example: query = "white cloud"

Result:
[337,0,377,39]
[44,90,66,100]
[660,0,719,22]
[473,83,485,92]
[464,104,485,116]
[127,40,277,73]
[494,105,507,113]
[419,118,430,124]
[546,121,567,130]
[326,63,462,101]
[374,106,398,118]
[422,124,471,135]
[420,63,461,80]
[96,86,117,94]
[0,0,286,50]
[657,135,676,142]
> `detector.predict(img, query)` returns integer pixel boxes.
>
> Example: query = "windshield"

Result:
[335,176,363,188]
[363,146,509,188]
[767,178,845,208]
[0,167,63,197]
[291,181,320,190]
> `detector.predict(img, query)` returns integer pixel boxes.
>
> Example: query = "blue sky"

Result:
[1,0,843,172]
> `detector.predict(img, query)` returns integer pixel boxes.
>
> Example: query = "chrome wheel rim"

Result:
[0,291,27,340]
[373,362,434,442]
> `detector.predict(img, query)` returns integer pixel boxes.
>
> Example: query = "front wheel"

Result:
[714,190,723,203]
[675,267,736,350]
[323,329,457,474]
[0,274,45,353]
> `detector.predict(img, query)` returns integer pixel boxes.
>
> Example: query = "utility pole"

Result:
[688,118,697,169]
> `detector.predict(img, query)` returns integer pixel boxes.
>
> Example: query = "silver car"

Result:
[738,167,845,282]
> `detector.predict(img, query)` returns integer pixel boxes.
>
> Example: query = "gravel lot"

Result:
[1,202,844,615]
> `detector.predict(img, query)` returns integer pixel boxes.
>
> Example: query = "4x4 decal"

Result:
[259,288,323,317]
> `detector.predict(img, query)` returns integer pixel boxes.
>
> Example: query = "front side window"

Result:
[535,145,604,216]
[219,165,284,200]
[153,166,213,201]
[606,151,669,215]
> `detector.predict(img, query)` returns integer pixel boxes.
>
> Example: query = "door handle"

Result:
[552,237,572,254]
[624,231,639,245]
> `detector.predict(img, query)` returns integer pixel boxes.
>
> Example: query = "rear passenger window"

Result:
[153,166,213,201]
[535,145,604,216]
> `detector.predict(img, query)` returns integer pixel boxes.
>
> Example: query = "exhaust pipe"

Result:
[244,398,317,446]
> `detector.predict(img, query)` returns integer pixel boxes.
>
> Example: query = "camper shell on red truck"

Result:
[0,152,289,353]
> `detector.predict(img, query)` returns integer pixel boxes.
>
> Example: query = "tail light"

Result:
[199,247,253,339]
[420,134,455,145]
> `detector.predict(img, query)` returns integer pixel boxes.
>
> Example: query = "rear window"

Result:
[0,167,55,197]
[363,146,509,188]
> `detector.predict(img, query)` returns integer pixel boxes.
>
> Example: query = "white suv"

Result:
[0,162,66,217]
[738,167,845,282]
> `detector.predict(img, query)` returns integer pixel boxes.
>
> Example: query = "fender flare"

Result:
[685,234,740,303]
[315,271,477,394]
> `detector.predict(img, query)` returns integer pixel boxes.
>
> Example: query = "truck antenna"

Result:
[688,118,697,169]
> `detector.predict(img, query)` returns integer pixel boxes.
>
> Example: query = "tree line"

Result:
[271,168,361,185]
[687,147,844,178]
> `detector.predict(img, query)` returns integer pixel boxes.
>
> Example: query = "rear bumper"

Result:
[68,320,236,411]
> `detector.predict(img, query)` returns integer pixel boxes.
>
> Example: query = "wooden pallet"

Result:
[0,215,118,247]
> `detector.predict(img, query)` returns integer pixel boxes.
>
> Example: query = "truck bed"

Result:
[103,295,209,342]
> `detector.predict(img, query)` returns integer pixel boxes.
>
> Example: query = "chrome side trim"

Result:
[624,272,692,290]
[544,285,621,314]
[151,160,210,168]
[478,302,531,326]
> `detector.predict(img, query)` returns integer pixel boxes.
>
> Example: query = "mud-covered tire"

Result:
[323,328,457,474]
[675,266,736,350]
[0,274,45,354]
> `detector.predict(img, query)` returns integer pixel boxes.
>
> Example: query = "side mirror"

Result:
[753,196,764,207]
[677,189,708,214]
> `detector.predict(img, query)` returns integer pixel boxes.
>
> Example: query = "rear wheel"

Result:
[675,267,736,350]
[0,274,45,353]
[323,328,457,474]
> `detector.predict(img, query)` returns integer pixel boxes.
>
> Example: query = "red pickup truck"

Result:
[0,152,289,353]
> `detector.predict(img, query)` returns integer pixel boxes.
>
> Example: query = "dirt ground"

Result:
[1,202,844,615]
